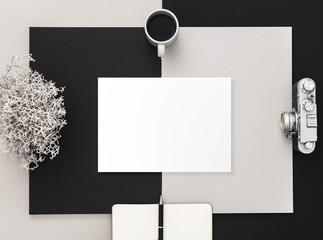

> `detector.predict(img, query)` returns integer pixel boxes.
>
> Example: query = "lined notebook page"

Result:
[112,204,212,240]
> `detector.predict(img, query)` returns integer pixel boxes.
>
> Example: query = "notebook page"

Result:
[112,204,158,240]
[164,204,212,240]
[112,204,212,240]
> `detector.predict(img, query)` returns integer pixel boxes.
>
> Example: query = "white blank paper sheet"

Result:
[98,77,231,172]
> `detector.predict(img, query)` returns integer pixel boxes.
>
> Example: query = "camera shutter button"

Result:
[308,93,315,100]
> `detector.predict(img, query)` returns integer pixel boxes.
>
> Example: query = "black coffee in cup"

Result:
[147,14,177,41]
[145,9,179,57]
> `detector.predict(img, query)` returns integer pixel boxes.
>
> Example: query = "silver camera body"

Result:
[281,78,318,154]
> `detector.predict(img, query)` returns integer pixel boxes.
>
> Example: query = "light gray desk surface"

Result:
[0,1,292,239]
[0,1,160,239]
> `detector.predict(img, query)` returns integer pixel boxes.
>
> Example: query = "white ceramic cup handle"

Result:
[158,44,165,57]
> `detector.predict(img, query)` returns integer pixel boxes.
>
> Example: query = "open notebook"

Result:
[112,204,212,240]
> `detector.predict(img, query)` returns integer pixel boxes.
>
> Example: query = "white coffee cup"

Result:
[144,9,179,57]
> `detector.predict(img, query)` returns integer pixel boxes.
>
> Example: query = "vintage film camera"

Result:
[281,78,318,154]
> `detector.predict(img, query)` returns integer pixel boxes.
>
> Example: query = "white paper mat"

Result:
[162,27,293,213]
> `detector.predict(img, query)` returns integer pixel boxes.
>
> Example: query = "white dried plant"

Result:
[0,55,67,170]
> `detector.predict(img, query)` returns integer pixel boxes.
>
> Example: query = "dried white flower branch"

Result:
[0,55,67,170]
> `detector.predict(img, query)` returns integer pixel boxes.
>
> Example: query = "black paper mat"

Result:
[29,28,161,214]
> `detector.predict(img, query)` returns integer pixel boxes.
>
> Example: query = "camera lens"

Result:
[281,111,297,135]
